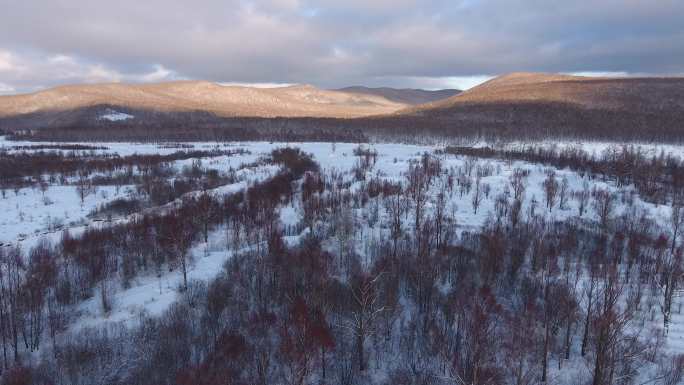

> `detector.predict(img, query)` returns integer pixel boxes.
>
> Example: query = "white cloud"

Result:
[0,51,18,72]
[371,75,493,91]
[48,54,76,65]
[84,64,122,83]
[438,75,494,90]
[0,82,15,94]
[140,65,176,82]
[569,71,630,78]
[0,50,180,94]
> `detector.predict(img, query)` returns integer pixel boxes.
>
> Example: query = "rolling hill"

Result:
[388,72,684,140]
[402,72,684,114]
[0,81,408,120]
[3,73,684,142]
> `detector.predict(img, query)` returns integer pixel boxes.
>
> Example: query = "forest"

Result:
[0,140,683,385]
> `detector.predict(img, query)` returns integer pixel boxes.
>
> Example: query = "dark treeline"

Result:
[6,145,109,151]
[4,99,684,143]
[444,144,684,205]
[0,149,247,190]
[4,108,369,143]
[89,158,231,214]
[10,124,368,143]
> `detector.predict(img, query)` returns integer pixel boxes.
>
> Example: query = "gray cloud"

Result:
[0,0,683,93]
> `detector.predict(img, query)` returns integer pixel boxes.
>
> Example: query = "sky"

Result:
[0,0,683,94]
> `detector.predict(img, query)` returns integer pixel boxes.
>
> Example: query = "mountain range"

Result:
[0,81,409,119]
[2,72,683,142]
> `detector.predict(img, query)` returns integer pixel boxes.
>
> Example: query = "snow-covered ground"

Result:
[0,136,677,253]
[0,184,132,245]
[1,137,678,270]
[3,137,684,362]
[73,227,233,331]
[5,135,684,160]
[99,110,134,122]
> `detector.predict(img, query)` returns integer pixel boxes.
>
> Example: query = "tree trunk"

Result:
[357,334,365,372]
[542,321,549,383]
[591,355,604,385]
[12,308,18,362]
[591,329,607,385]
[581,281,594,357]
[321,346,326,381]
[564,317,572,360]
[181,252,188,291]
[0,303,6,370]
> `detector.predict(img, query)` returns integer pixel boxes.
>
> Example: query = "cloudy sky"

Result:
[0,0,683,94]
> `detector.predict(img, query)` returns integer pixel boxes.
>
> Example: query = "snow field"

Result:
[4,137,684,368]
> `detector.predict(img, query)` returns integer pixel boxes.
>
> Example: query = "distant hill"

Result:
[388,72,684,141]
[401,72,684,115]
[4,73,684,143]
[336,86,460,105]
[0,81,407,122]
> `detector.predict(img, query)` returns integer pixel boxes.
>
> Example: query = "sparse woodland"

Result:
[0,143,683,385]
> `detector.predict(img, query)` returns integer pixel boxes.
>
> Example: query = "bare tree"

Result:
[195,192,217,243]
[98,246,114,314]
[472,175,483,214]
[581,262,599,357]
[558,176,569,210]
[384,193,407,258]
[39,176,49,198]
[590,267,636,385]
[0,246,25,363]
[463,157,476,177]
[510,167,528,202]
[658,204,684,332]
[341,272,385,372]
[510,198,523,228]
[407,160,430,253]
[161,209,197,291]
[657,248,682,332]
[75,170,93,206]
[543,171,559,212]
[434,185,450,250]
[482,182,491,199]
[458,171,472,198]
[575,179,591,217]
[449,286,503,385]
[670,204,684,256]
[593,188,614,230]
